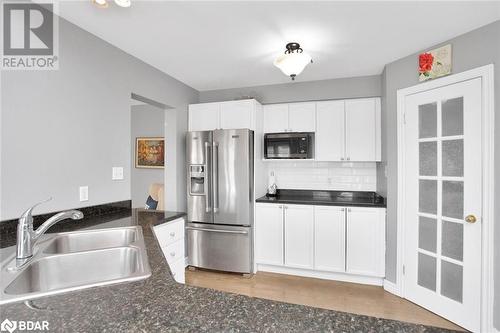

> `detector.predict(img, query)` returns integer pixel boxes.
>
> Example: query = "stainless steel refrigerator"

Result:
[186,129,254,273]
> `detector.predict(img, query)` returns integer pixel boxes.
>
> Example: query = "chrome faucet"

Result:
[16,198,83,266]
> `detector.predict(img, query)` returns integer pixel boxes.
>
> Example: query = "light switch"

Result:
[112,167,124,180]
[79,186,89,202]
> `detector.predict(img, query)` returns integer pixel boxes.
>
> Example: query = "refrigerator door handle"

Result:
[186,226,248,235]
[213,142,219,213]
[204,142,211,213]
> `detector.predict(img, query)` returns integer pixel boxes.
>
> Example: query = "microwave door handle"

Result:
[213,142,219,213]
[204,142,211,213]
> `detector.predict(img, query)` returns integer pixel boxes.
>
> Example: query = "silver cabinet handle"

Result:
[204,142,211,213]
[278,205,283,209]
[186,226,248,235]
[341,157,345,161]
[170,252,176,257]
[213,142,219,213]
[169,231,175,237]
[347,157,350,161]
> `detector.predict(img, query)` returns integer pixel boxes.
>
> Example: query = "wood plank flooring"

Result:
[186,269,464,331]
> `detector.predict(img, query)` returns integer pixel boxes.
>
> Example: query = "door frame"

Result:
[395,64,495,331]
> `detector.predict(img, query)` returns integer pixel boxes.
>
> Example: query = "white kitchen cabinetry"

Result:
[219,100,255,130]
[315,100,345,161]
[263,102,316,133]
[288,102,316,132]
[188,103,220,132]
[153,218,186,283]
[263,104,289,133]
[345,98,381,161]
[314,206,346,272]
[255,203,284,265]
[284,205,314,269]
[189,99,260,131]
[346,207,385,277]
[255,203,385,285]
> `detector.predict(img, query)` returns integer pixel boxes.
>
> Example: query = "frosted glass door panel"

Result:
[403,78,482,332]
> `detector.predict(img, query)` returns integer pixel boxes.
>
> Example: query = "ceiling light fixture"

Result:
[93,0,108,8]
[273,42,312,81]
[114,0,131,8]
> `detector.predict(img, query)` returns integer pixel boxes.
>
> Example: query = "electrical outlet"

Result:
[79,186,89,202]
[112,167,124,180]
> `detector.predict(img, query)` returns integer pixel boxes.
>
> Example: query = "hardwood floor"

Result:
[186,269,464,331]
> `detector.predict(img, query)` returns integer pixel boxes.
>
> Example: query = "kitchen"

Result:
[1,2,499,332]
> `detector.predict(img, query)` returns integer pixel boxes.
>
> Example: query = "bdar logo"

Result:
[0,319,17,333]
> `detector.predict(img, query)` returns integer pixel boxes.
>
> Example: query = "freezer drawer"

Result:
[187,223,252,273]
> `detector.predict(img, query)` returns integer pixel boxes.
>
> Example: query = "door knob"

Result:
[465,215,477,223]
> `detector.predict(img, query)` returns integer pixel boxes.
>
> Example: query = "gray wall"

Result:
[130,104,165,208]
[199,75,381,104]
[380,21,500,327]
[0,16,198,220]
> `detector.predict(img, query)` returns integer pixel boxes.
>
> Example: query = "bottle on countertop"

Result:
[267,171,278,197]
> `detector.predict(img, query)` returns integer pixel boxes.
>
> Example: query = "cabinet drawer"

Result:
[154,218,184,247]
[162,238,185,265]
[169,257,186,284]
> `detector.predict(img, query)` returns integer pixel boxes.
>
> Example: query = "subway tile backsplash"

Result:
[266,162,377,191]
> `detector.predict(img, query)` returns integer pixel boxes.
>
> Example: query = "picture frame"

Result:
[418,44,452,82]
[135,137,165,169]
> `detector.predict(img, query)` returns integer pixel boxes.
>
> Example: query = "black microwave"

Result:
[264,132,314,159]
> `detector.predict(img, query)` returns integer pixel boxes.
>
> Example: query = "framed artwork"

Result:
[135,137,164,169]
[418,44,452,82]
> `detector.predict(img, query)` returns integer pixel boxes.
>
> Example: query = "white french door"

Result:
[403,78,482,332]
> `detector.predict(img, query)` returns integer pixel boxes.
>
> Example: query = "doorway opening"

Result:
[130,93,172,210]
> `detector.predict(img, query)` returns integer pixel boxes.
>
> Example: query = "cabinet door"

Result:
[263,104,289,133]
[345,98,379,161]
[315,100,345,161]
[219,100,255,130]
[189,103,220,131]
[314,206,346,272]
[255,204,284,265]
[346,207,385,277]
[288,102,316,132]
[284,205,314,269]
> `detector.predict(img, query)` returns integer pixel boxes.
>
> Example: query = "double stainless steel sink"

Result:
[0,226,151,305]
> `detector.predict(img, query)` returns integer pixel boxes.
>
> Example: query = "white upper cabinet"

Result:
[288,102,316,132]
[314,206,345,272]
[284,205,314,269]
[188,99,260,131]
[255,204,284,266]
[219,100,254,130]
[345,98,381,161]
[315,100,345,161]
[263,104,289,133]
[346,207,385,277]
[263,102,316,133]
[188,103,220,132]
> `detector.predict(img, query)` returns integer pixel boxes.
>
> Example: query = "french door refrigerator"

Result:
[186,129,254,273]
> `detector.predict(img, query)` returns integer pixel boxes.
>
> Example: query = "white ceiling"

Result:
[59,1,500,91]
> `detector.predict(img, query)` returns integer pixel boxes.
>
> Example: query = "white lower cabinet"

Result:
[314,206,345,272]
[255,203,385,285]
[153,218,186,284]
[255,203,284,265]
[346,207,385,277]
[284,205,314,269]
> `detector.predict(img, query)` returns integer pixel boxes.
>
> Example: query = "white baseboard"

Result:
[256,264,384,286]
[184,256,189,267]
[383,279,401,296]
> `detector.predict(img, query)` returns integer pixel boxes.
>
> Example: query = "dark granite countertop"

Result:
[0,208,455,332]
[256,189,386,208]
